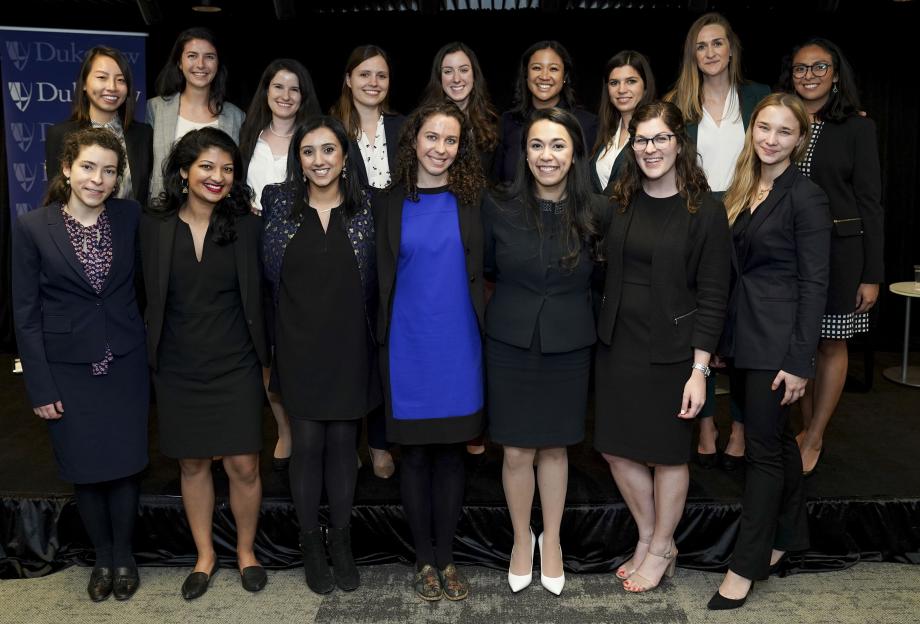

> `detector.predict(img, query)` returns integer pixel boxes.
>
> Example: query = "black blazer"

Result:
[719,166,831,378]
[809,115,884,283]
[12,199,146,406]
[374,185,484,346]
[588,145,628,194]
[483,193,603,353]
[598,192,731,363]
[139,211,269,370]
[493,105,599,185]
[347,113,406,191]
[45,119,154,204]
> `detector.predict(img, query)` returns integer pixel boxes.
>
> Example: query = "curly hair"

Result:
[610,101,710,214]
[421,42,499,155]
[147,127,252,246]
[777,38,861,123]
[43,127,126,206]
[392,100,486,207]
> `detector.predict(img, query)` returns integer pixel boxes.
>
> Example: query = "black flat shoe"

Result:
[707,582,754,610]
[112,566,140,600]
[240,565,268,592]
[87,566,113,602]
[768,554,788,576]
[721,452,744,471]
[181,562,219,600]
[271,457,290,472]
[695,450,719,469]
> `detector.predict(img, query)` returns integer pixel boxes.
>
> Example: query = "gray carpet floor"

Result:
[2,562,918,624]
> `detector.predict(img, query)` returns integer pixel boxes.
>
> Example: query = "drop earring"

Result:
[342,164,348,181]
[181,178,189,194]
[64,176,70,186]
[832,83,839,94]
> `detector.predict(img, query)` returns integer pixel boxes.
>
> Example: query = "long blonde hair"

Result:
[723,93,810,226]
[664,12,745,124]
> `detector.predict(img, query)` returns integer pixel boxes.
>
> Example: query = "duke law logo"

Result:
[8,82,33,112]
[13,162,38,192]
[15,203,32,217]
[10,123,35,152]
[5,41,30,71]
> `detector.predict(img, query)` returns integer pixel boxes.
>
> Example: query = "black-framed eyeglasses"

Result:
[632,133,675,150]
[791,62,832,78]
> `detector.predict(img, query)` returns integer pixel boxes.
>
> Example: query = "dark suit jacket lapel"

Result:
[383,115,400,174]
[47,205,93,290]
[742,166,797,263]
[100,203,125,292]
[387,189,404,266]
[234,221,250,309]
[157,215,178,312]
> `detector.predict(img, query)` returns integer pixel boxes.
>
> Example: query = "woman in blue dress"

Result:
[374,100,487,602]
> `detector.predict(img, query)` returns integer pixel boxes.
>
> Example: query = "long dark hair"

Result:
[593,50,657,157]
[154,27,228,116]
[421,42,499,155]
[284,116,365,221]
[510,41,580,121]
[611,101,710,214]
[504,107,601,269]
[329,44,395,140]
[43,127,126,205]
[778,37,861,122]
[148,127,251,245]
[392,100,485,206]
[71,46,137,130]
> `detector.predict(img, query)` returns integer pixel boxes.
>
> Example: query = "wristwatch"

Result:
[691,362,711,377]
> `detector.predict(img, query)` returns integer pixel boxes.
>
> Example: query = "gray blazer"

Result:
[145,94,245,201]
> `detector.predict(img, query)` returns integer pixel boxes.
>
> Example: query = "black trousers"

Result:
[728,368,810,580]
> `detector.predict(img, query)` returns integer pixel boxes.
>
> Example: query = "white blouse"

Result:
[246,136,288,213]
[357,114,391,189]
[696,88,745,193]
[174,115,219,141]
[595,124,627,190]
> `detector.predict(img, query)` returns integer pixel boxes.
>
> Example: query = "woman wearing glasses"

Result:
[666,12,769,471]
[596,101,730,593]
[779,39,883,478]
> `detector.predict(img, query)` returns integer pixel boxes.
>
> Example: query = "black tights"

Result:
[72,474,140,569]
[400,443,466,569]
[289,418,360,532]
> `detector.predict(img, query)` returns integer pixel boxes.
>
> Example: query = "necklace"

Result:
[268,121,292,138]
[755,185,773,202]
[312,206,336,214]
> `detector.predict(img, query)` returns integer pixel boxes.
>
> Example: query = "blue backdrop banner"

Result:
[0,26,147,219]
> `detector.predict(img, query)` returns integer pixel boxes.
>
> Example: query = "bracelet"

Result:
[691,362,711,378]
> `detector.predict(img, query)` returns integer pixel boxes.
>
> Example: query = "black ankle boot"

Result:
[300,527,334,594]
[327,525,360,591]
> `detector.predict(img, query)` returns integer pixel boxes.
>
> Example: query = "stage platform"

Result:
[2,351,919,579]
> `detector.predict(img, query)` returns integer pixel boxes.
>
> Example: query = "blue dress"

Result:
[387,188,483,444]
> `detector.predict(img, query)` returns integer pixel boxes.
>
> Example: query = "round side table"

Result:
[883,282,920,387]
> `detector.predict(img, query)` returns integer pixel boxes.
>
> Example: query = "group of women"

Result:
[12,12,882,611]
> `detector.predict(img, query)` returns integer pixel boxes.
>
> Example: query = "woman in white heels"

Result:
[595,101,730,593]
[483,107,605,595]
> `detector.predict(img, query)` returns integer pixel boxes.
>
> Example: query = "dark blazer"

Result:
[347,113,406,191]
[45,119,154,204]
[493,105,599,185]
[12,199,146,407]
[374,185,484,346]
[719,165,832,378]
[139,211,269,370]
[809,115,884,284]
[686,82,771,144]
[588,144,628,194]
[483,193,603,353]
[598,192,731,363]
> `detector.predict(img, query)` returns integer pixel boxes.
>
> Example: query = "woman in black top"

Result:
[261,116,380,594]
[140,128,269,600]
[597,101,730,593]
[779,39,883,477]
[494,41,599,184]
[484,107,603,596]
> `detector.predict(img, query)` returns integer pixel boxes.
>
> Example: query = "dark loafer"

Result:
[181,562,219,600]
[439,563,469,601]
[240,565,268,592]
[413,564,442,601]
[695,450,719,469]
[112,566,140,600]
[721,452,745,471]
[87,566,113,602]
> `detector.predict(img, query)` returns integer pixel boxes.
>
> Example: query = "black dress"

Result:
[153,222,263,458]
[274,208,379,421]
[595,193,692,465]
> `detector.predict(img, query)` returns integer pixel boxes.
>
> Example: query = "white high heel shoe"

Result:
[538,533,565,595]
[507,528,536,592]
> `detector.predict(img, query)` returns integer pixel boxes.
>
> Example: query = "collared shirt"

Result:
[595,124,627,190]
[91,116,133,199]
[246,135,288,214]
[357,114,391,189]
[696,88,745,192]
